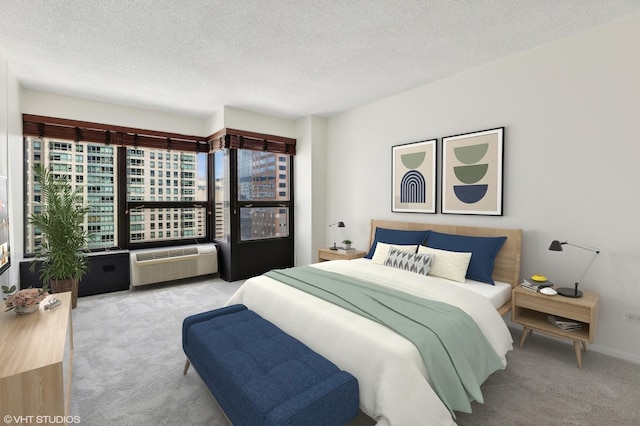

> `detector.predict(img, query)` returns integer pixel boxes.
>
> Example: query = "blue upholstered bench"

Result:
[182,304,360,425]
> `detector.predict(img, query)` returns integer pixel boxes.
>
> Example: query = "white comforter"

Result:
[226,259,513,425]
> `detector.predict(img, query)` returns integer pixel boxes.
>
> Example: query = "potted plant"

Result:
[342,239,352,250]
[28,164,93,309]
[2,284,16,301]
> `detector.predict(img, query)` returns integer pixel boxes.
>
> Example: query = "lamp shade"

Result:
[549,240,565,251]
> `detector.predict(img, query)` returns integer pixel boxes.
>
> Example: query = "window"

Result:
[214,150,229,241]
[25,137,118,252]
[236,150,291,241]
[25,137,209,253]
[23,117,297,265]
[240,207,289,240]
[125,148,207,246]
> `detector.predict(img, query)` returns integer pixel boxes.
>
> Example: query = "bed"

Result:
[226,219,522,425]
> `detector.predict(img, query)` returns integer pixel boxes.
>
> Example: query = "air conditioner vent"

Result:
[130,244,217,287]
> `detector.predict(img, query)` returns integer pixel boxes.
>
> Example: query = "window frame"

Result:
[22,115,297,256]
[235,149,293,242]
[23,138,212,255]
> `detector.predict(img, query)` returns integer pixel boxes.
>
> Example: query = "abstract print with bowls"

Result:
[442,128,504,215]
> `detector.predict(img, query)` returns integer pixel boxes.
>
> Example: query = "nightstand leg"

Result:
[573,341,583,368]
[581,341,587,352]
[519,327,531,348]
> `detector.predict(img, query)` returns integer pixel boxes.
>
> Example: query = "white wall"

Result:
[0,59,7,180]
[294,116,328,265]
[325,13,640,362]
[223,106,297,138]
[21,89,209,136]
[0,54,23,289]
[0,55,8,290]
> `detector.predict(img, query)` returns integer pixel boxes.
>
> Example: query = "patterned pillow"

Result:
[384,246,434,276]
[417,246,472,283]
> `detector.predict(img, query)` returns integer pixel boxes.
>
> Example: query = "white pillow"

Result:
[417,246,472,283]
[371,242,418,265]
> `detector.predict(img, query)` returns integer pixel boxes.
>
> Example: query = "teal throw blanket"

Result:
[265,266,504,417]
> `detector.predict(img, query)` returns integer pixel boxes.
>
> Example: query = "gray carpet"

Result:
[70,276,640,426]
[70,276,240,426]
[456,331,640,426]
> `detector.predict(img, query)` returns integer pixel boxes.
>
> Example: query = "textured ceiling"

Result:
[1,1,639,119]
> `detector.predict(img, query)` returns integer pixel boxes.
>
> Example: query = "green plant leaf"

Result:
[28,164,93,283]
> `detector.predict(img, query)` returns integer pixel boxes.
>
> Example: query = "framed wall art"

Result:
[392,139,437,213]
[441,127,504,215]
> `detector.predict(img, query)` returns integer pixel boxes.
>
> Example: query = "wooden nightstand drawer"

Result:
[515,291,593,323]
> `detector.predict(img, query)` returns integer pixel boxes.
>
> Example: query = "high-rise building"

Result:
[25,137,207,252]
[237,150,289,241]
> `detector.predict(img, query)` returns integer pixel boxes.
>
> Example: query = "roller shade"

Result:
[23,115,209,153]
[23,115,296,155]
[208,128,296,155]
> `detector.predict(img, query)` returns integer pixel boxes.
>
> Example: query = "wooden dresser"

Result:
[0,292,73,423]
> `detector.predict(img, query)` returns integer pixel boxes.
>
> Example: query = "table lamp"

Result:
[548,240,600,298]
[329,221,345,250]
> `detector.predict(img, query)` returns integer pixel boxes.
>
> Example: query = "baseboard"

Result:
[587,344,640,365]
[506,322,640,365]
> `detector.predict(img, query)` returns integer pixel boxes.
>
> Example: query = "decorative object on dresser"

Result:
[328,221,345,250]
[548,240,600,298]
[4,285,49,314]
[391,139,437,213]
[27,164,93,308]
[441,127,504,216]
[1,284,16,300]
[520,279,553,293]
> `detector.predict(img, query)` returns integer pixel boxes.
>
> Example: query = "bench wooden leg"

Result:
[183,358,191,375]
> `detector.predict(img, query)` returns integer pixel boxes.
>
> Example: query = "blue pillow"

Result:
[424,231,506,285]
[365,228,430,259]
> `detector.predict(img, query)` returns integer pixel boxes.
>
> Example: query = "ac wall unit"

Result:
[130,244,217,287]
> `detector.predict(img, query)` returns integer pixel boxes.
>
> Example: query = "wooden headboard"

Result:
[369,219,522,290]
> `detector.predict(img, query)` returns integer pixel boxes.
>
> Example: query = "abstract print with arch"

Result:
[400,151,426,203]
[392,139,436,213]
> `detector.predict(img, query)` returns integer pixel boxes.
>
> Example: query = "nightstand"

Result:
[511,286,598,368]
[318,248,367,262]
